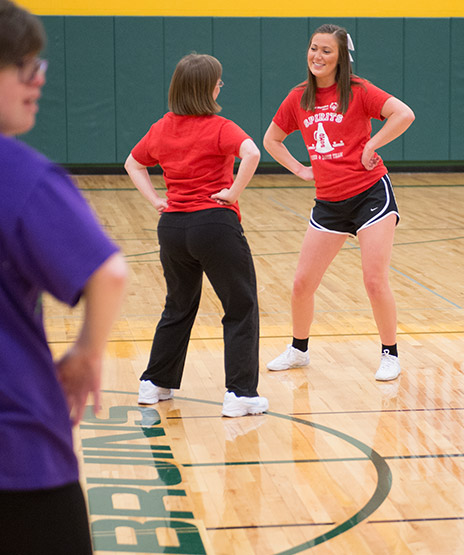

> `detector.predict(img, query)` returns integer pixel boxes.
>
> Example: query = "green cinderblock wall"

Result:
[23,17,464,166]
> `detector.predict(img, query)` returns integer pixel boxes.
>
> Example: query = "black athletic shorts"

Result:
[309,174,399,237]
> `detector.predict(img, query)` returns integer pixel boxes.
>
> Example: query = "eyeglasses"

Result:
[218,80,224,88]
[16,58,48,84]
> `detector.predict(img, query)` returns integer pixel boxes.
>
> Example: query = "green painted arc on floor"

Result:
[97,391,393,553]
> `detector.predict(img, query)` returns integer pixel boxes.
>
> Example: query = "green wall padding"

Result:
[65,17,117,163]
[21,16,464,167]
[450,18,464,160]
[164,17,213,79]
[261,18,309,163]
[22,16,67,162]
[213,18,261,151]
[356,18,404,161]
[114,17,165,161]
[404,18,450,161]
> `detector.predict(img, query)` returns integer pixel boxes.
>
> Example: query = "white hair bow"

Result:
[347,33,355,63]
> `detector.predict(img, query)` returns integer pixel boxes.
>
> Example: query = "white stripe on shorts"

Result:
[309,211,350,235]
[357,174,398,233]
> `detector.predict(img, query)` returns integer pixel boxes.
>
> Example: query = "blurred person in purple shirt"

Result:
[0,1,127,553]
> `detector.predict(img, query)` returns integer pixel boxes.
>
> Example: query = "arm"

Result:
[124,153,168,214]
[263,122,314,181]
[211,138,261,205]
[56,252,127,425]
[362,96,415,170]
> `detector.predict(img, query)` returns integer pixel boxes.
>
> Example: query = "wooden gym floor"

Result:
[44,172,464,554]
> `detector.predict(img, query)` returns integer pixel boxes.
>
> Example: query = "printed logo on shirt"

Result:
[304,109,345,161]
[315,102,339,112]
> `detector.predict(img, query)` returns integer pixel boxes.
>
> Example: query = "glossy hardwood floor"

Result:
[44,172,464,554]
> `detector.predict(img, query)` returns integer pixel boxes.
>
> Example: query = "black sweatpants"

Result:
[141,208,260,397]
[0,481,93,555]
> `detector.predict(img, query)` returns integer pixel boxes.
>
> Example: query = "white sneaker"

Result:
[138,380,173,404]
[375,354,401,381]
[222,391,269,417]
[267,345,310,371]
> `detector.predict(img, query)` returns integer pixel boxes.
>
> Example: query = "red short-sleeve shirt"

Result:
[132,112,250,219]
[273,79,392,201]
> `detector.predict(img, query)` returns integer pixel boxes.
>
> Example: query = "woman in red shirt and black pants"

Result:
[125,53,268,417]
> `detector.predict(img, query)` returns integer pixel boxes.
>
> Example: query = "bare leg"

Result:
[292,226,347,339]
[357,214,397,345]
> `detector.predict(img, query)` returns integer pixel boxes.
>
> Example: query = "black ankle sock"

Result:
[292,337,309,352]
[382,344,398,357]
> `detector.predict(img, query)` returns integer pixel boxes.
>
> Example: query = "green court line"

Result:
[182,456,370,467]
[79,424,156,431]
[255,184,464,189]
[393,236,464,247]
[86,477,173,485]
[370,516,464,523]
[124,250,159,258]
[83,449,174,459]
[292,406,464,416]
[384,452,464,461]
[80,187,137,191]
[181,451,464,468]
[46,326,464,347]
[207,521,335,530]
[260,412,392,554]
[120,236,464,261]
[208,513,464,531]
[78,184,464,192]
[81,443,171,451]
[390,266,462,308]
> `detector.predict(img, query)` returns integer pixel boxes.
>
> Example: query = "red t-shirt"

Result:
[131,112,250,219]
[273,79,392,201]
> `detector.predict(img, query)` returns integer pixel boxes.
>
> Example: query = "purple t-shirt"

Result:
[0,135,118,490]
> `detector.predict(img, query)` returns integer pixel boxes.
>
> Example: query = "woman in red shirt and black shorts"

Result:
[264,23,415,381]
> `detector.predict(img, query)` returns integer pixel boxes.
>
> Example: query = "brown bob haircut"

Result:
[0,0,45,68]
[300,23,363,114]
[168,53,222,116]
